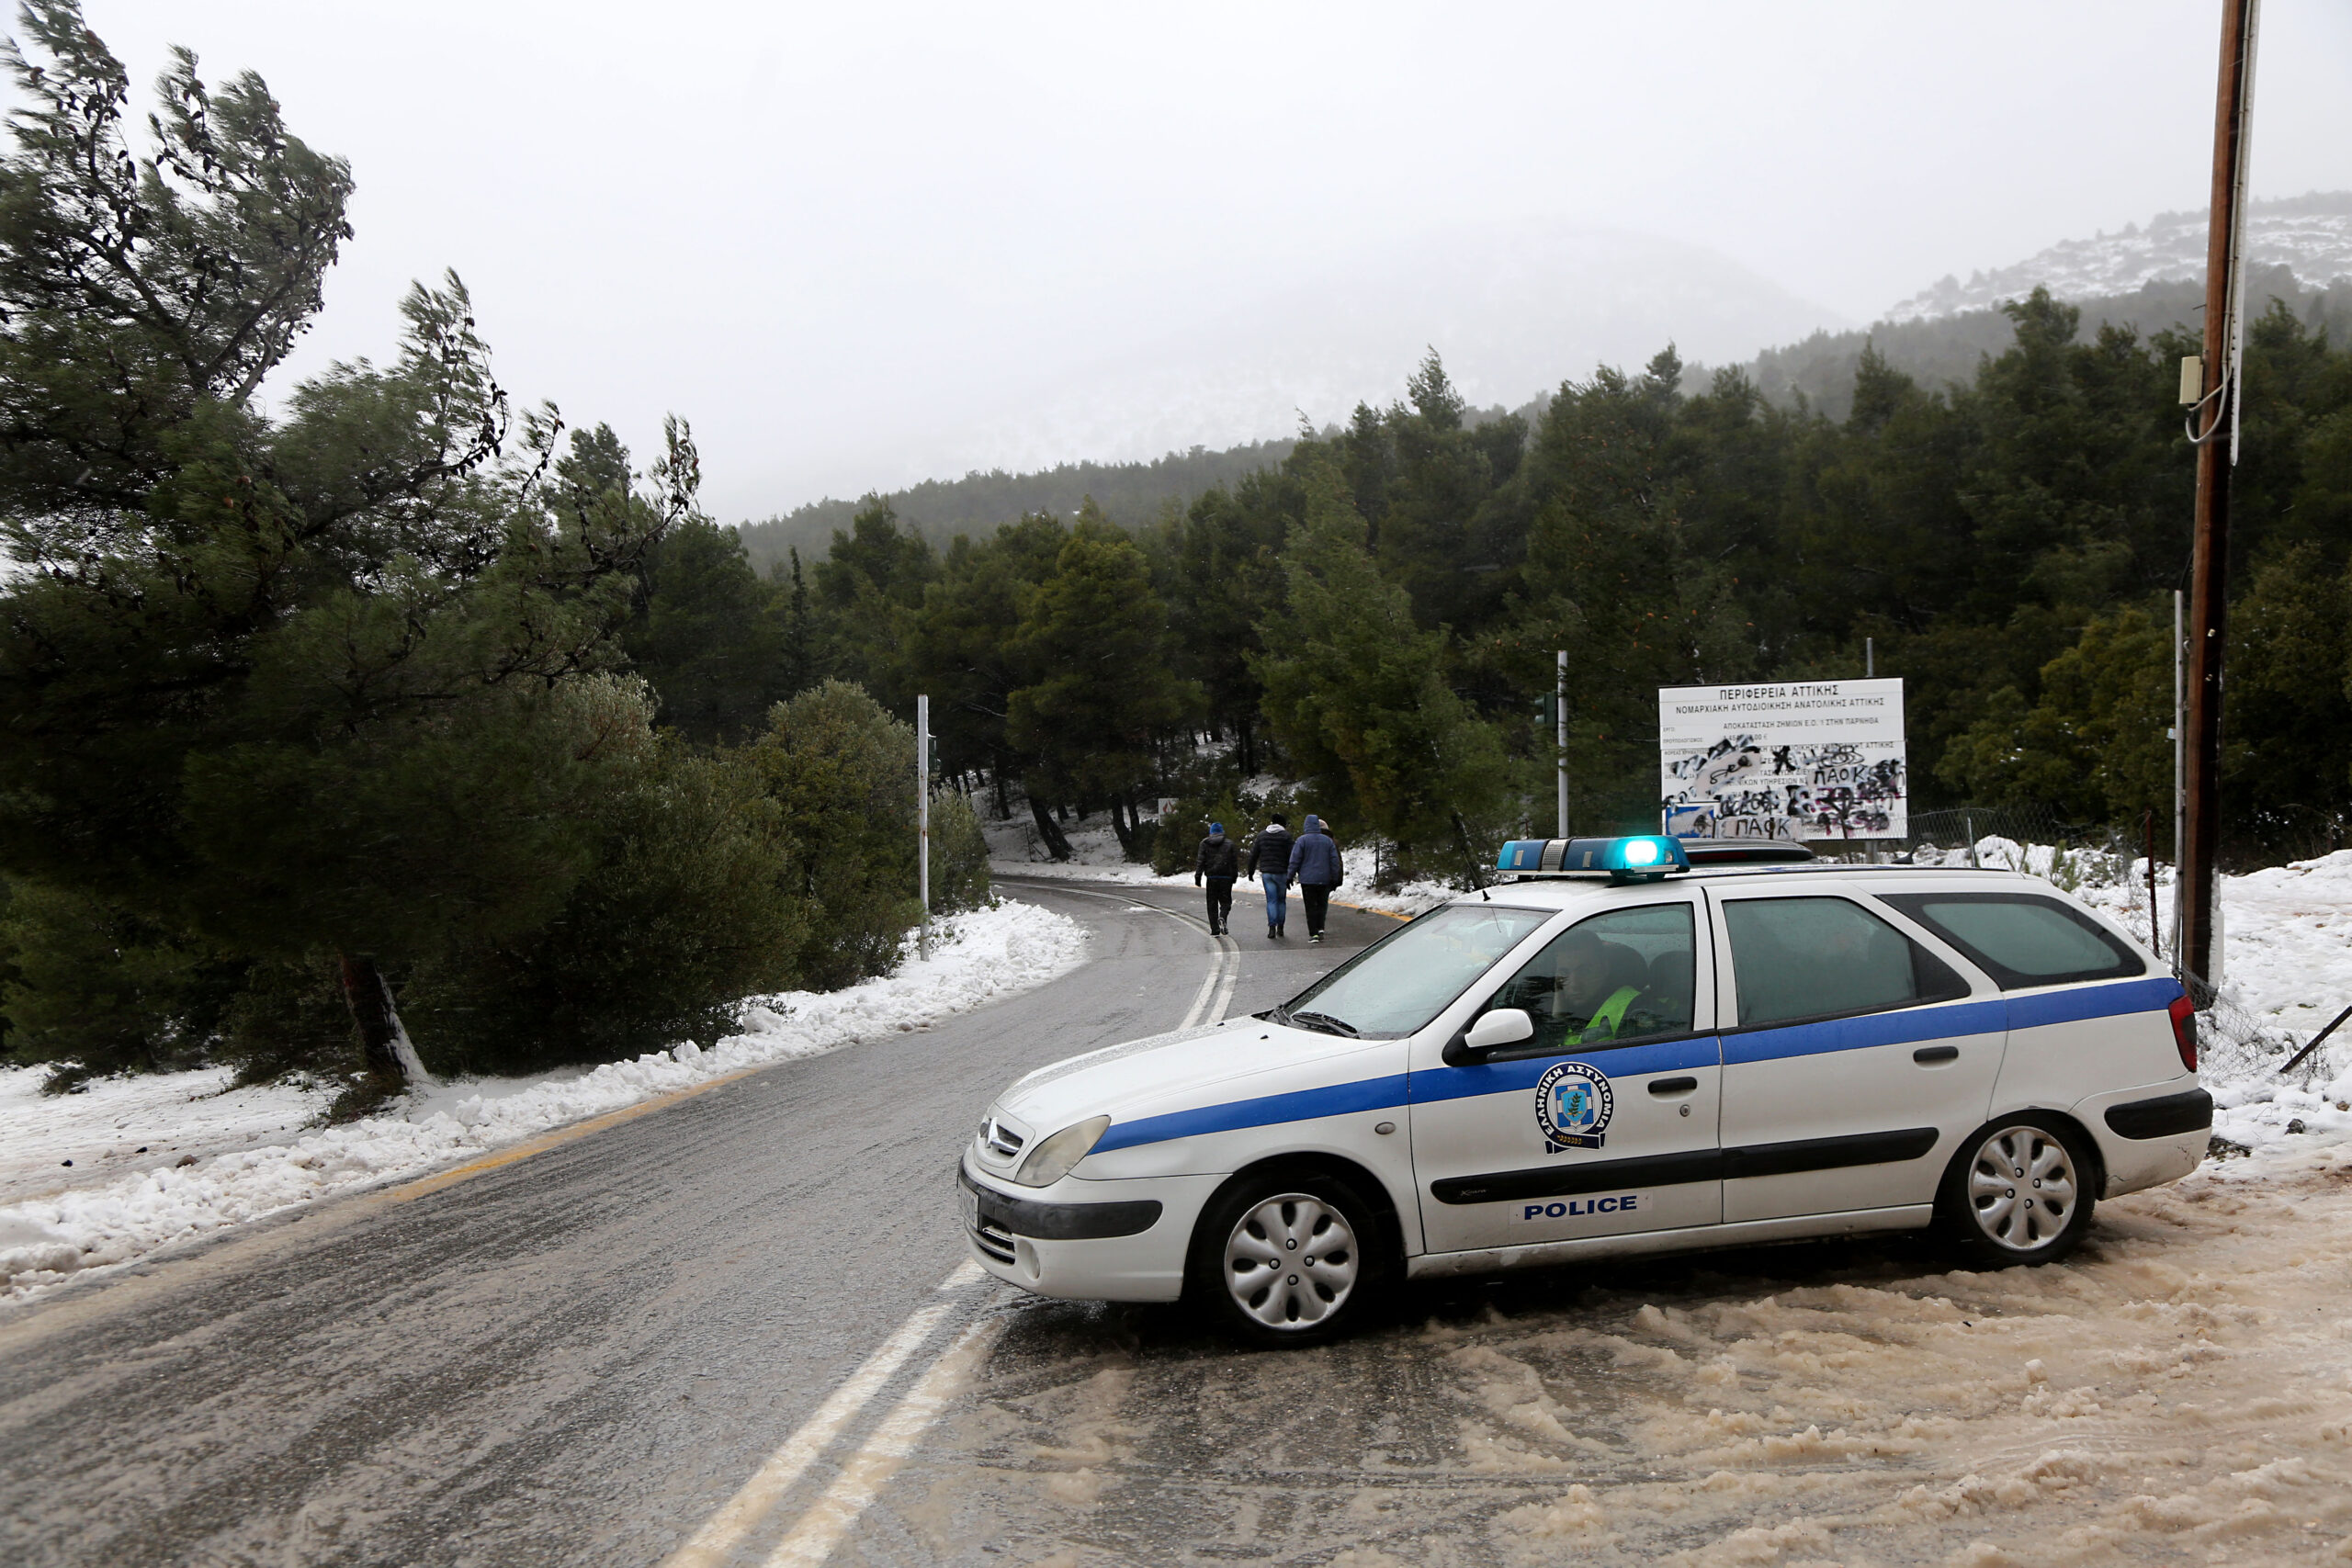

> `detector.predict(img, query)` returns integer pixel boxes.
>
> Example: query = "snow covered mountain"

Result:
[1886,192,2352,323]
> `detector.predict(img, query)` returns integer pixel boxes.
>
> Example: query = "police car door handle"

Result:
[1913,1045,1960,1066]
[1645,1077,1699,1097]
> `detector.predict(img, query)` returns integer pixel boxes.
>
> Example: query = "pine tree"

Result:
[1006,504,1202,858]
[1252,458,1509,859]
[0,6,692,1089]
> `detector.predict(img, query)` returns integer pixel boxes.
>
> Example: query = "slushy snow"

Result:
[0,898,1086,1298]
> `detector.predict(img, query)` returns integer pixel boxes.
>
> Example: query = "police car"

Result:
[957,836,2210,1345]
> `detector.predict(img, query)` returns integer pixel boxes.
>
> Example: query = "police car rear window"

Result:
[1880,892,2144,989]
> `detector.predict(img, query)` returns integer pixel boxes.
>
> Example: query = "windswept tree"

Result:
[0,3,695,1091]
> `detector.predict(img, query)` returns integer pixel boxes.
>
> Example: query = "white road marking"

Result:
[761,1318,1002,1567]
[1207,935,1239,1024]
[661,1265,980,1568]
[1178,944,1224,1031]
[996,879,1238,1030]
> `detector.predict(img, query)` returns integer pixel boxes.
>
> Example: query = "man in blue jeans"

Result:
[1288,814,1344,944]
[1244,815,1294,939]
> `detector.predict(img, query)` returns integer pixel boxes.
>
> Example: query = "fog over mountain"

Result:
[54,2,2352,526]
[905,220,1844,494]
[756,194,2352,557]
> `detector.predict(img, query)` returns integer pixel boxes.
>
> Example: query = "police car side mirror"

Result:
[1462,1009,1534,1055]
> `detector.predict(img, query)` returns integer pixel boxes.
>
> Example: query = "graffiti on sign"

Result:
[1657,680,1906,841]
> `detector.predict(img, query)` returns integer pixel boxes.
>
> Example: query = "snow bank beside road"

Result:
[1955,840,2352,1157]
[0,1065,332,1206]
[0,899,1087,1299]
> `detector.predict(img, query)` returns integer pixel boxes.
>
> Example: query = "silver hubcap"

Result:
[1223,1193,1360,1329]
[1966,1126,2077,1252]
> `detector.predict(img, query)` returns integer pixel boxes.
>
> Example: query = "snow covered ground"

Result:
[0,899,1087,1299]
[16,836,2348,1303]
[1905,838,2352,1158]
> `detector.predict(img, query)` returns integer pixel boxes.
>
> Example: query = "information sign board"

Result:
[1658,679,1906,840]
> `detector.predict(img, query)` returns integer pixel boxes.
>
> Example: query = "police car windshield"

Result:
[1273,903,1552,1039]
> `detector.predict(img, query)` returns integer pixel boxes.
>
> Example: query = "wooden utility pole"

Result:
[2181,0,2260,993]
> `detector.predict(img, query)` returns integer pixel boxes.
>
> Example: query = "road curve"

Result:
[0,882,1394,1568]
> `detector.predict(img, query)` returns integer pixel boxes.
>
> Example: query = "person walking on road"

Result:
[1289,814,1345,944]
[1193,821,1239,936]
[1245,814,1294,939]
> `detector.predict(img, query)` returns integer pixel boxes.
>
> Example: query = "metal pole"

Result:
[2173,588,2186,970]
[2181,0,2259,993]
[1865,637,1874,680]
[1555,649,1568,838]
[916,693,932,959]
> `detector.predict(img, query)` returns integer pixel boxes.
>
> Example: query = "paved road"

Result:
[14,882,2341,1567]
[0,881,1394,1568]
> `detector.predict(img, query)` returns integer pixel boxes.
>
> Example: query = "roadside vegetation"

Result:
[0,4,983,1102]
[7,0,2352,1100]
[806,302,2352,879]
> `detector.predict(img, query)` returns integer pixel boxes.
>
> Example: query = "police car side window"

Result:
[1724,897,1969,1030]
[1879,892,2143,989]
[1478,904,1696,1056]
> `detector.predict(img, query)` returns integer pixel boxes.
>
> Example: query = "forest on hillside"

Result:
[656,290,2352,886]
[739,438,1302,571]
[740,270,2352,556]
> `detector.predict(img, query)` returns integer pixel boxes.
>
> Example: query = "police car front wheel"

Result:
[1938,1114,2096,1268]
[1191,1170,1390,1347]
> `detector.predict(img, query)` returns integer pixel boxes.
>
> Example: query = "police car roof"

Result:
[1464,861,2034,907]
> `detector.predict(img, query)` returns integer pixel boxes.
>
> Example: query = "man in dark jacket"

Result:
[1244,815,1293,939]
[1193,822,1239,935]
[1288,814,1344,944]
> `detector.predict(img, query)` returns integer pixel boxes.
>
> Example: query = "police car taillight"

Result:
[2167,993,2198,1073]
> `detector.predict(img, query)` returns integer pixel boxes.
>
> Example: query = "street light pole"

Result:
[917,693,932,960]
[2181,0,2260,994]
[1555,649,1568,838]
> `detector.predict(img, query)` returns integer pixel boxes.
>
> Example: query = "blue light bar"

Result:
[1495,836,1691,884]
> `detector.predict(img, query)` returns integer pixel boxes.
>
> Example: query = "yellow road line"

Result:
[390,1064,767,1201]
[1330,897,1412,922]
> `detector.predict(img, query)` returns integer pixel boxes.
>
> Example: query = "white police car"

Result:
[958,836,2209,1345]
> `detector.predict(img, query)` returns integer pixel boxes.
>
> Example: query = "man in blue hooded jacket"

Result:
[1288,814,1344,944]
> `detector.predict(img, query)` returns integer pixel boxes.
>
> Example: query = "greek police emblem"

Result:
[1534,1061,1612,1151]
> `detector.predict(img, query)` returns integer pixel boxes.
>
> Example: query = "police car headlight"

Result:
[1013,1114,1112,1187]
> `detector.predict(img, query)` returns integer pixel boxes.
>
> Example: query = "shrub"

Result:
[751,680,929,991]
[401,739,802,1076]
[0,881,240,1087]
[930,789,992,913]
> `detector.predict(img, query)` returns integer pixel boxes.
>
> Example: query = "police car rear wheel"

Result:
[1193,1172,1387,1346]
[1939,1115,2095,1268]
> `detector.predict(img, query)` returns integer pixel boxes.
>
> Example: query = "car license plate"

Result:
[958,1179,980,1234]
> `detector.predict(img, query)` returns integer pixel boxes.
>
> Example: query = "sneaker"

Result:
[1267,923,1276,939]
[1310,932,1324,943]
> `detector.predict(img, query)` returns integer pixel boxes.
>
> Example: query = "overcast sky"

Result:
[63,1,2352,521]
